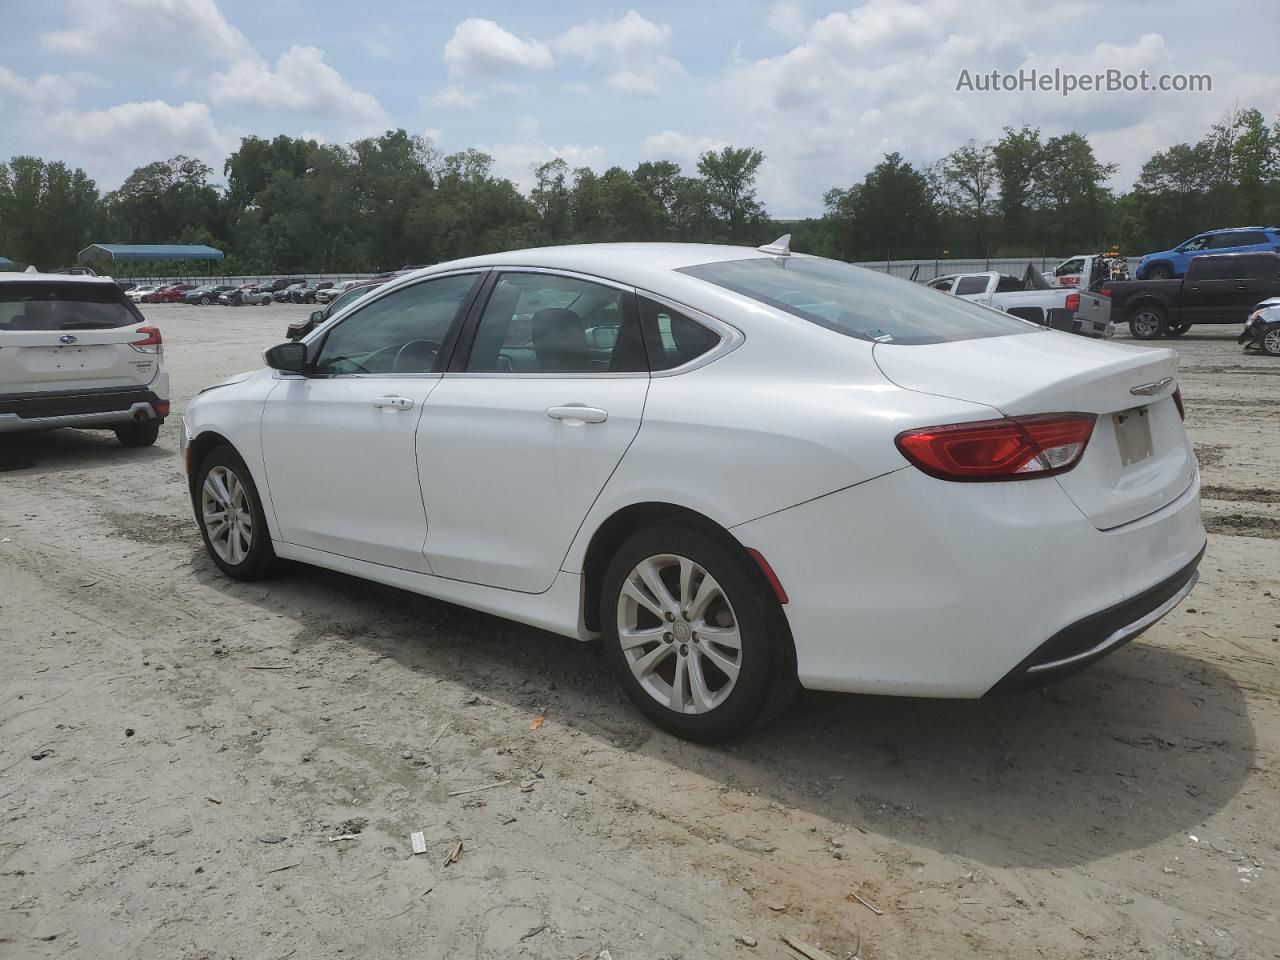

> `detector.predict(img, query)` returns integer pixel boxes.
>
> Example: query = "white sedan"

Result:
[181,240,1205,740]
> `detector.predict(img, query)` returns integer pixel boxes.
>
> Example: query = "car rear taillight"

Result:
[1173,386,1185,420]
[154,401,170,417]
[1064,292,1080,312]
[130,326,163,354]
[895,413,1097,482]
[1100,285,1111,298]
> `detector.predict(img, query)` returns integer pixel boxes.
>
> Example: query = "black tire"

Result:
[1262,324,1280,357]
[1144,263,1173,281]
[1166,322,1192,337]
[114,420,160,447]
[600,522,798,742]
[192,444,282,581]
[1129,304,1167,340]
[199,295,211,305]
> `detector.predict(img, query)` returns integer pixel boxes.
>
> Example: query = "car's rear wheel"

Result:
[601,522,797,741]
[1263,325,1280,357]
[114,420,160,447]
[194,445,281,580]
[1129,305,1166,339]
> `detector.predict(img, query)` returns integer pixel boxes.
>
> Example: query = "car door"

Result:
[1227,254,1278,322]
[1182,258,1237,322]
[418,269,650,593]
[259,271,483,571]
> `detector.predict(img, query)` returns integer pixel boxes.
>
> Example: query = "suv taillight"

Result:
[1064,292,1080,312]
[131,326,163,354]
[896,413,1097,481]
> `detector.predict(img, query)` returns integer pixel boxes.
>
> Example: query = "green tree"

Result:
[991,126,1043,249]
[0,156,101,269]
[823,153,938,261]
[696,146,768,242]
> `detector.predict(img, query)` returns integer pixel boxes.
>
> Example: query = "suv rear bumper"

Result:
[0,385,168,433]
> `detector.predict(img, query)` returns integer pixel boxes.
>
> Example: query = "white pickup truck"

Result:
[926,269,1113,338]
[1045,254,1131,292]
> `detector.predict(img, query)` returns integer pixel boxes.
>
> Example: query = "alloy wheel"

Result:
[1132,310,1162,338]
[201,465,254,564]
[1264,328,1280,357]
[616,554,742,715]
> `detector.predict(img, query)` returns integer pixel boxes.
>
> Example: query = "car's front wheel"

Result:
[601,523,797,741]
[1144,263,1173,281]
[1263,325,1280,357]
[194,445,281,580]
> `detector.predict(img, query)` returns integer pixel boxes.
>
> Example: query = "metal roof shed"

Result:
[77,243,224,263]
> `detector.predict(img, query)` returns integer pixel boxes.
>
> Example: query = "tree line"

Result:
[1,106,1277,275]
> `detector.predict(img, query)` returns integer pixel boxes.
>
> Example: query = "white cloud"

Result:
[42,0,247,62]
[482,138,607,190]
[643,130,729,165]
[43,100,231,163]
[210,47,389,127]
[767,0,808,41]
[556,11,684,97]
[0,67,78,108]
[364,24,395,61]
[443,18,554,77]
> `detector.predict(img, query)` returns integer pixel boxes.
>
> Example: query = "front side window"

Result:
[314,273,479,375]
[465,272,645,373]
[1180,235,1210,252]
[679,257,1036,346]
[640,297,722,371]
[1055,258,1085,276]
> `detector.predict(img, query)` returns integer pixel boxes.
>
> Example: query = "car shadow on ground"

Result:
[0,426,175,475]
[189,551,1256,873]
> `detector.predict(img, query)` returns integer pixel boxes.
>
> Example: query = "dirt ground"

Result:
[1,302,1277,960]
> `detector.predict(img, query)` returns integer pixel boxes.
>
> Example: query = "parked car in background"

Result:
[147,283,197,303]
[1239,298,1280,356]
[927,267,1112,338]
[273,282,306,303]
[184,285,236,305]
[314,280,360,304]
[1104,252,1280,338]
[182,240,1203,741]
[290,281,335,304]
[257,278,303,294]
[219,285,272,306]
[1,272,168,447]
[127,284,161,303]
[285,279,385,339]
[1136,227,1280,280]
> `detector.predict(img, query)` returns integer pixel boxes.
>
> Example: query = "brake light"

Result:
[1100,285,1111,298]
[154,401,170,417]
[895,413,1097,481]
[130,326,162,354]
[1173,386,1185,420]
[1064,292,1080,312]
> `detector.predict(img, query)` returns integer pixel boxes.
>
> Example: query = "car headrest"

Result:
[531,307,589,371]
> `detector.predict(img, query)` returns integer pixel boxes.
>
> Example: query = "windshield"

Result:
[679,257,1038,345]
[0,282,143,331]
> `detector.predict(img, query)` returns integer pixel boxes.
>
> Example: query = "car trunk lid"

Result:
[875,331,1197,529]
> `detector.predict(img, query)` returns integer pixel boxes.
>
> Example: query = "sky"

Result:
[1,0,1278,217]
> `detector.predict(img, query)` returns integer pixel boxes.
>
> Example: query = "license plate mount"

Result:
[1114,407,1153,466]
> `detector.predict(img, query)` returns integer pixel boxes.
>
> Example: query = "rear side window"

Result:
[1240,254,1280,279]
[1235,232,1268,246]
[1208,232,1247,249]
[1190,258,1241,280]
[954,276,990,296]
[640,297,722,371]
[0,282,142,331]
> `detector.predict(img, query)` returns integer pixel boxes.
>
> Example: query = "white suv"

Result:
[0,272,170,446]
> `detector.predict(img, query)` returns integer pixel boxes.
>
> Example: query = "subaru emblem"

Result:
[58,334,78,344]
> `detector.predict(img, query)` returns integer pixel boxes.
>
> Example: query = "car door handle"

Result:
[546,404,608,424]
[371,396,414,411]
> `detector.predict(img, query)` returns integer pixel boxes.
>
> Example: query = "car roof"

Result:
[397,242,780,294]
[1200,226,1280,234]
[1196,250,1280,259]
[0,271,119,284]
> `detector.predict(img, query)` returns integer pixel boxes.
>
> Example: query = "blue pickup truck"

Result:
[1136,226,1280,280]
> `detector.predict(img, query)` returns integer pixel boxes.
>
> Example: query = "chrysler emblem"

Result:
[58,334,78,344]
[1130,376,1174,396]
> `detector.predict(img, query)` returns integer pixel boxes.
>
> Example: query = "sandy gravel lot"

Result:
[1,302,1277,960]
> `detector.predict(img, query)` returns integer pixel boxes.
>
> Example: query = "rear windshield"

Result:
[678,257,1039,345]
[0,282,143,331]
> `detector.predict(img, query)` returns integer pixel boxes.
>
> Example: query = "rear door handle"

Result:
[546,404,608,424]
[371,396,414,411]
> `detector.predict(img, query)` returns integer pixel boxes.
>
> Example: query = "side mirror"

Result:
[264,341,308,373]
[310,309,324,324]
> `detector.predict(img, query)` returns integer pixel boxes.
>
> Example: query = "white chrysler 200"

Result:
[181,240,1205,741]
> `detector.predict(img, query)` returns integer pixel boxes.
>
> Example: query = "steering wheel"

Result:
[393,339,441,372]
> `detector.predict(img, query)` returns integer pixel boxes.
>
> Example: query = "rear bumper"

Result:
[986,545,1203,694]
[733,465,1205,698]
[0,383,169,433]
